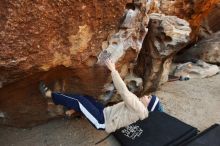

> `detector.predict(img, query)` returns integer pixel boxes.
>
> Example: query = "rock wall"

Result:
[135,13,191,94]
[0,0,128,127]
[153,0,219,41]
[175,32,220,65]
[200,1,220,37]
[0,0,218,127]
[0,0,128,86]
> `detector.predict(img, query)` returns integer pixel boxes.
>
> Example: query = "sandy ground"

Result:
[0,74,220,146]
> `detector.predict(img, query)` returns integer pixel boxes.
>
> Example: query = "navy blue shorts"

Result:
[52,92,105,130]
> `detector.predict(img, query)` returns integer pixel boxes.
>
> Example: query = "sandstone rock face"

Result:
[135,13,191,94]
[97,0,150,99]
[155,0,219,40]
[0,0,128,127]
[175,32,220,65]
[0,0,218,128]
[0,0,128,86]
[200,0,220,37]
[174,60,220,79]
[0,0,151,127]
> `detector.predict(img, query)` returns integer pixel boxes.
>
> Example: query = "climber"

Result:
[39,59,163,133]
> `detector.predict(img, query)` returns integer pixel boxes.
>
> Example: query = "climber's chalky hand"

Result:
[105,59,116,72]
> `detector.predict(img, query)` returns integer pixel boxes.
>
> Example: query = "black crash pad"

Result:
[113,112,198,146]
[183,124,220,146]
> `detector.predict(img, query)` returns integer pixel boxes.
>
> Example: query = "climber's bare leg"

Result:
[45,90,52,98]
[65,109,76,117]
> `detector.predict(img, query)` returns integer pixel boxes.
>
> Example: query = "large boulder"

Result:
[0,0,129,87]
[200,1,220,38]
[174,60,220,79]
[154,0,219,41]
[0,0,151,128]
[0,0,129,127]
[134,13,191,94]
[175,32,220,65]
